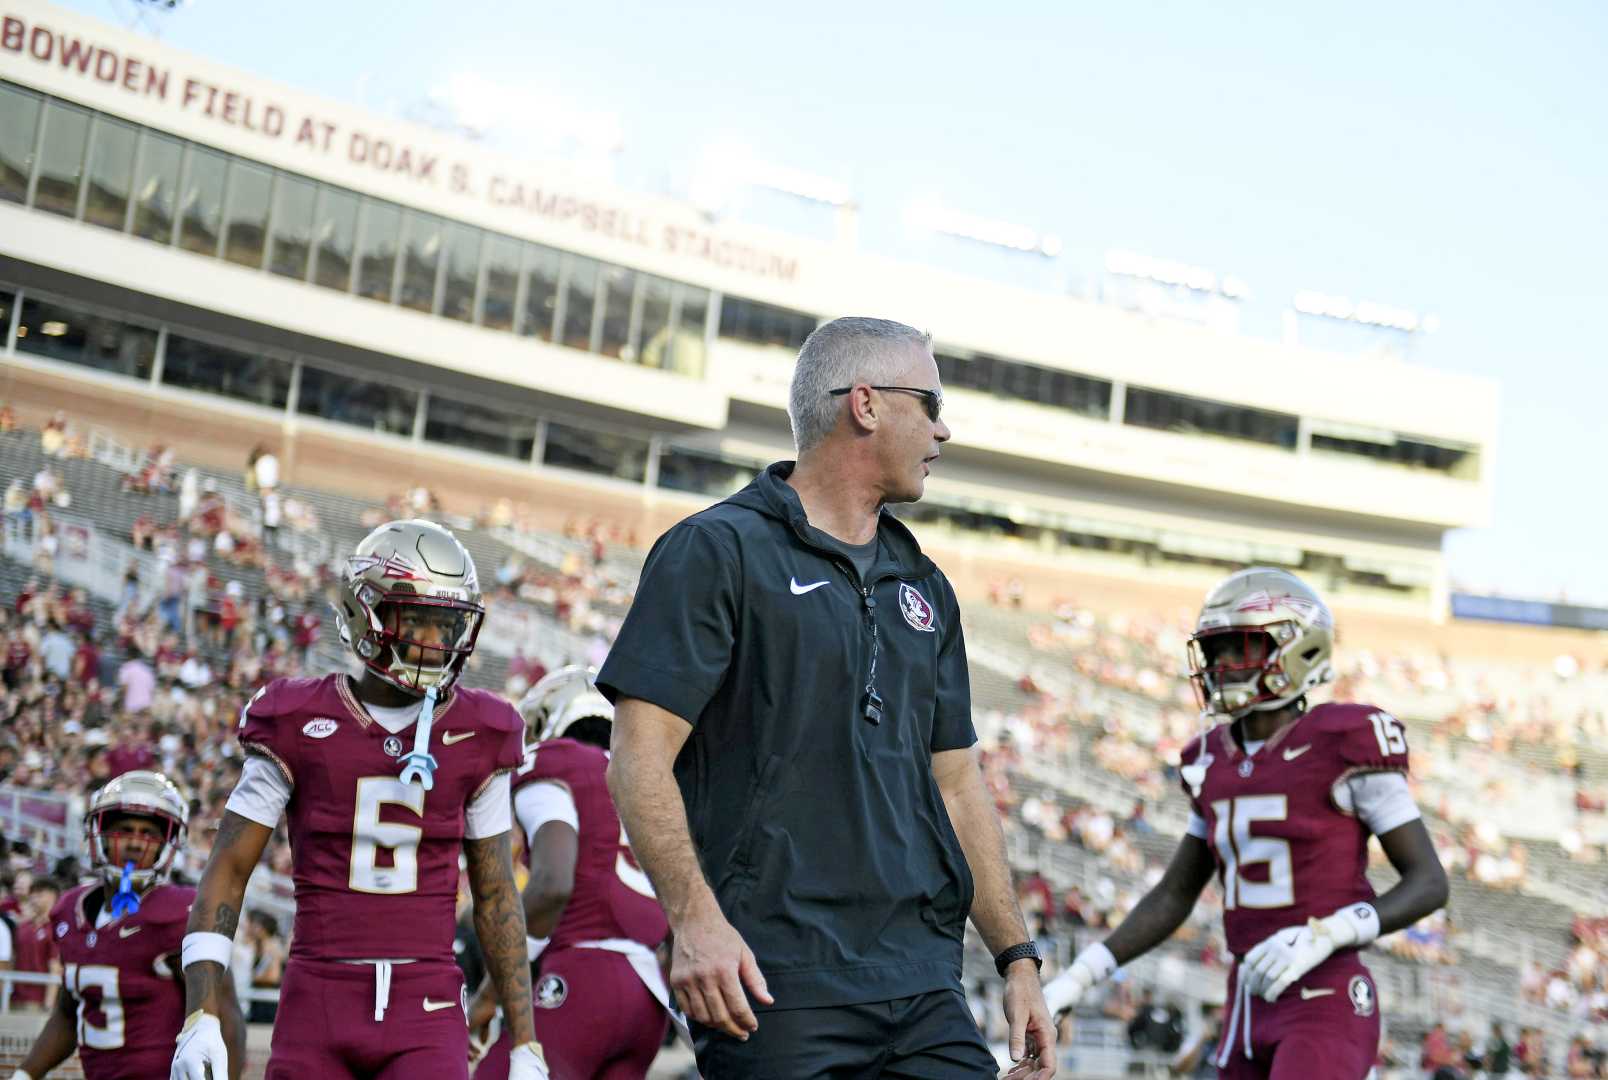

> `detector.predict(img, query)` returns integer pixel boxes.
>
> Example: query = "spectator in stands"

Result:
[1170,1004,1221,1078]
[1485,1021,1513,1076]
[0,403,16,432]
[39,412,67,458]
[116,647,155,715]
[38,620,73,682]
[245,909,284,1024]
[11,877,60,1009]
[1422,1022,1461,1078]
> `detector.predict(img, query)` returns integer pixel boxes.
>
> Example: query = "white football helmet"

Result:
[84,770,189,896]
[334,519,484,694]
[1187,567,1336,720]
[518,665,612,745]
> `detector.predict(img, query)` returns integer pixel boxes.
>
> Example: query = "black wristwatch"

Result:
[994,941,1042,977]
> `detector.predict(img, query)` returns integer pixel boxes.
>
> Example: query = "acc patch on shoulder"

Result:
[301,718,338,739]
[898,583,936,632]
[535,973,568,1009]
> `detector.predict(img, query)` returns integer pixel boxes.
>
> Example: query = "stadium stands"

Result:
[1,414,1605,1075]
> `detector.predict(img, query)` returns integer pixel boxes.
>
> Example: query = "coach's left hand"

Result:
[1000,961,1057,1079]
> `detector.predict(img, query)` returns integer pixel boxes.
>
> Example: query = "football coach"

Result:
[598,316,1056,1078]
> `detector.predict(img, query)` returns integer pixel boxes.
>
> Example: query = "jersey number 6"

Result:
[350,776,426,895]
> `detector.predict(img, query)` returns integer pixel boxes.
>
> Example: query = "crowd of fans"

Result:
[1,413,1605,1074]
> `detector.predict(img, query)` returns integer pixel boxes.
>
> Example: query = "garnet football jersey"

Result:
[512,738,669,952]
[51,882,193,1080]
[1179,702,1411,957]
[238,674,523,962]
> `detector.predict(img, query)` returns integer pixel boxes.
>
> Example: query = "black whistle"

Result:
[862,690,883,724]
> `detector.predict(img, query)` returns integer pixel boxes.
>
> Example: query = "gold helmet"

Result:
[518,665,613,747]
[334,519,484,694]
[1187,567,1335,720]
[84,770,189,896]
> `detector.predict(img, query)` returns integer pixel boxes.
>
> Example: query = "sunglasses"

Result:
[828,385,944,422]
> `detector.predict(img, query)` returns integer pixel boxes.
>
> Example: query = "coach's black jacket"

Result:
[597,461,977,1010]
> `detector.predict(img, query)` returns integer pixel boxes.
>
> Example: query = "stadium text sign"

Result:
[0,11,799,284]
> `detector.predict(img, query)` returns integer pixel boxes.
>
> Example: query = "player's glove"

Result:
[170,1010,229,1080]
[508,1041,551,1080]
[1041,940,1118,1017]
[13,1069,35,1080]
[1242,902,1379,1003]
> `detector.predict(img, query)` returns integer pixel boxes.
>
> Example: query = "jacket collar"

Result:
[727,462,936,581]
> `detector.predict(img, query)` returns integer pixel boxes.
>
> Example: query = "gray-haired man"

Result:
[600,317,1056,1078]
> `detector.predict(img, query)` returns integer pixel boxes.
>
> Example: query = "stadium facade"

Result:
[0,0,1496,616]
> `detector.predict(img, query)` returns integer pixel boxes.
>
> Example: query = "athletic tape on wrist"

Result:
[181,932,234,970]
[1328,902,1380,947]
[1077,941,1119,982]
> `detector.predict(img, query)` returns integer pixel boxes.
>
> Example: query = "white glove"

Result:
[1242,903,1378,1003]
[170,1010,229,1080]
[1042,941,1118,1017]
[508,1041,551,1080]
[13,1069,35,1080]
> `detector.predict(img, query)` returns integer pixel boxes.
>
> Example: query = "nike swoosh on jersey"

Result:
[789,578,830,595]
[1282,744,1312,761]
[441,730,477,745]
[423,997,458,1012]
[1299,987,1335,1000]
[118,926,141,938]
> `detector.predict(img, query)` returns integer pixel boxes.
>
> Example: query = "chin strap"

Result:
[108,861,140,918]
[398,685,440,790]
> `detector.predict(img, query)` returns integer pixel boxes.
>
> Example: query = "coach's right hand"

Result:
[671,895,773,1039]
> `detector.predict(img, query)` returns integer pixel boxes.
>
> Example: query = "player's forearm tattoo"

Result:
[466,833,536,1046]
[213,902,239,938]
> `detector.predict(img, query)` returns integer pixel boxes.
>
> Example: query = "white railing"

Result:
[0,787,78,864]
[87,427,332,569]
[480,604,596,667]
[3,513,161,613]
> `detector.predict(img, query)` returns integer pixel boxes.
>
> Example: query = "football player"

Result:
[171,520,549,1080]
[1042,568,1449,1080]
[470,666,673,1080]
[14,770,245,1080]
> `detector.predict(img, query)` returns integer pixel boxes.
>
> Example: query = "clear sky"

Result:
[66,0,1608,603]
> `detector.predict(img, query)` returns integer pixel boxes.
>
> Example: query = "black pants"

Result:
[692,989,996,1079]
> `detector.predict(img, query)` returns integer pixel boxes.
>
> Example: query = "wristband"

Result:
[1074,940,1119,982]
[1322,902,1380,948]
[181,931,234,970]
[994,941,1042,977]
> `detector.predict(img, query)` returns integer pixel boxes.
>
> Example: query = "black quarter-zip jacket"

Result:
[597,461,978,1010]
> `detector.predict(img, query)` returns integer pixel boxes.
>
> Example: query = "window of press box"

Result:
[354,198,401,303]
[162,332,293,410]
[718,296,817,350]
[15,295,158,382]
[397,209,444,314]
[543,421,648,483]
[222,159,273,269]
[479,235,522,333]
[268,173,318,281]
[439,222,482,323]
[82,114,138,232]
[311,186,359,293]
[1123,386,1299,450]
[296,365,418,437]
[32,99,90,218]
[656,447,758,498]
[178,146,228,257]
[424,395,537,461]
[0,84,42,205]
[130,130,183,244]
